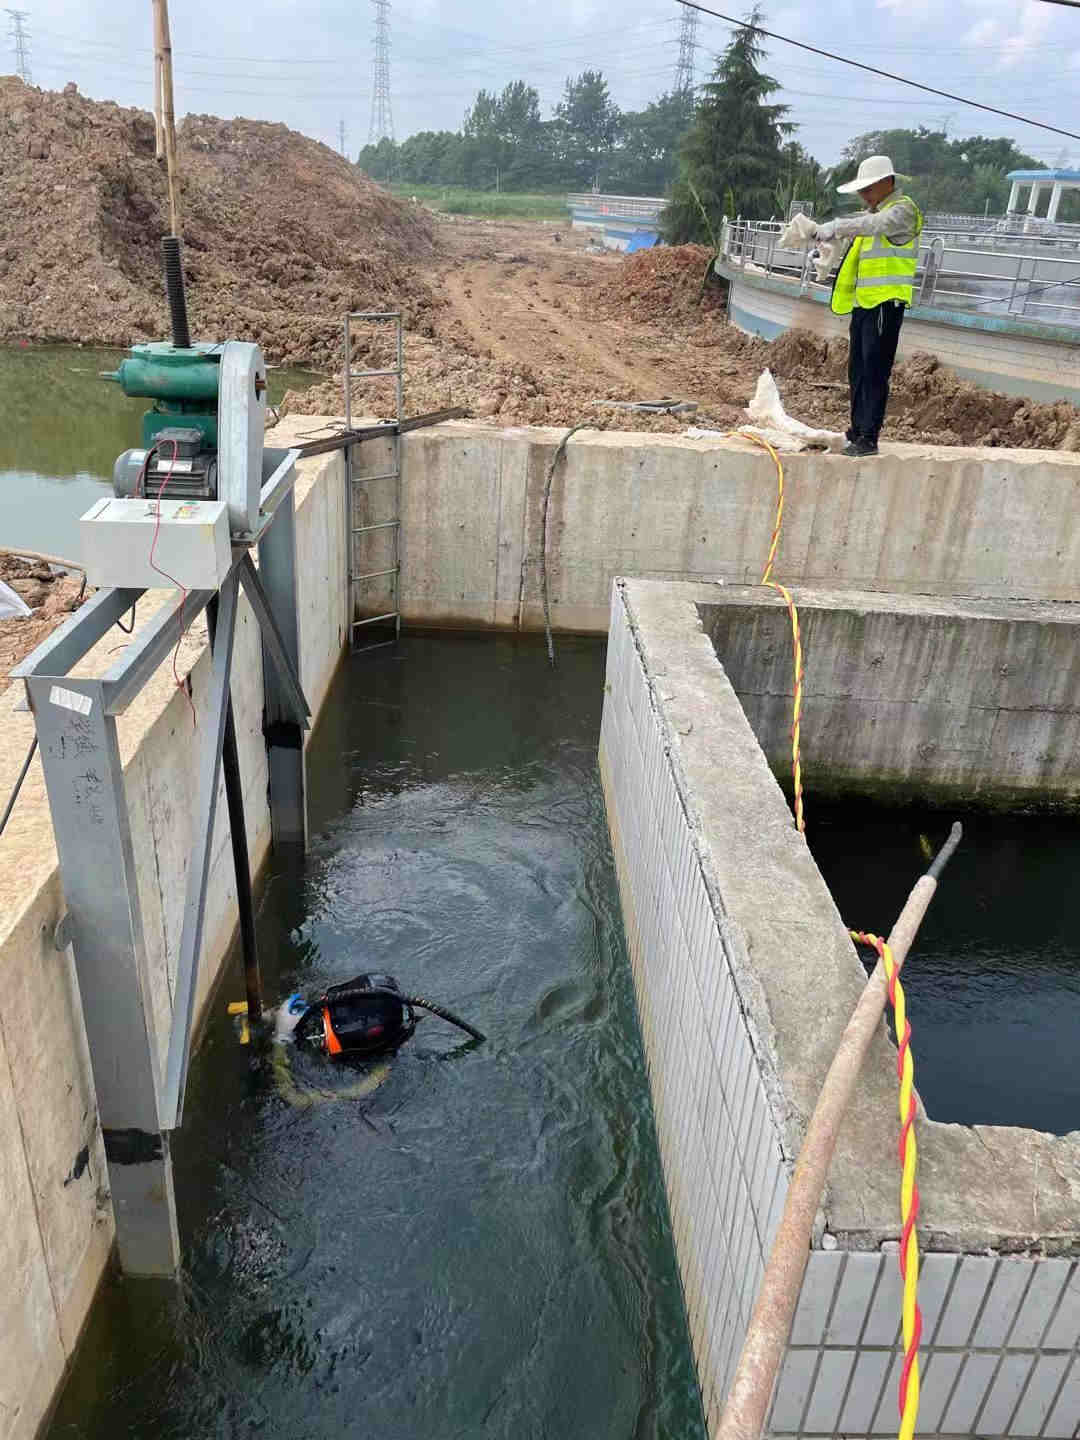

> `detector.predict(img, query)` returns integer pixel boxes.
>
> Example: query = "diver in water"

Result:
[267,974,485,1107]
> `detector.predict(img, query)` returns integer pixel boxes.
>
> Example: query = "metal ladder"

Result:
[344,310,403,651]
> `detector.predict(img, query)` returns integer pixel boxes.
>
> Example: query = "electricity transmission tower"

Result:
[5,8,31,85]
[673,5,698,97]
[338,118,347,156]
[368,0,394,145]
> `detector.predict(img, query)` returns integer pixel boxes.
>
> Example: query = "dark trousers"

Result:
[848,301,905,446]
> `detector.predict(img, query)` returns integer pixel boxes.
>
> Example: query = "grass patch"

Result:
[386,183,568,220]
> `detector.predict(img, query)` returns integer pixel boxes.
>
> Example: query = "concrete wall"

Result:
[392,423,1080,634]
[719,263,1080,405]
[599,576,1080,1438]
[701,585,1080,809]
[0,428,347,1440]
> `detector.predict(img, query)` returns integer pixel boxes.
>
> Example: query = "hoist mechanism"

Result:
[81,237,293,591]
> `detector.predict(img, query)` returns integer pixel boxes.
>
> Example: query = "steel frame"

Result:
[12,468,311,1277]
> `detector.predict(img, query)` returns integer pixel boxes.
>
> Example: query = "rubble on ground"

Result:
[0,555,87,689]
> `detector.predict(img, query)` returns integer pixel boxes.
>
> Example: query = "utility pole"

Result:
[5,8,31,85]
[368,0,394,146]
[673,5,698,99]
[338,117,347,157]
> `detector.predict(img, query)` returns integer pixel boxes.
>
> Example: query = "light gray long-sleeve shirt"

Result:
[819,191,919,245]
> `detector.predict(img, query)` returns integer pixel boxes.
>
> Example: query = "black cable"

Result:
[115,601,137,633]
[307,983,487,1043]
[400,993,486,1043]
[0,736,38,838]
[540,424,589,669]
[676,0,1080,143]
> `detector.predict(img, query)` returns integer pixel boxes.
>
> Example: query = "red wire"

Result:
[147,439,198,728]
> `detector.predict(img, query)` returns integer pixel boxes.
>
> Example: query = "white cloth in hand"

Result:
[776,211,820,249]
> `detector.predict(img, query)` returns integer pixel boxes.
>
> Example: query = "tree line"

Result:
[359,9,1070,234]
[358,72,693,196]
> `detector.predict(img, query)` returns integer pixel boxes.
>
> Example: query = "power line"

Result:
[368,0,394,145]
[5,8,31,84]
[674,5,698,95]
[676,0,1080,143]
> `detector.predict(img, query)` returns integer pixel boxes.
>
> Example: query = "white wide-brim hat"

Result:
[837,155,898,194]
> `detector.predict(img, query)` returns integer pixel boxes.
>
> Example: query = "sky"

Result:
[8,0,1080,171]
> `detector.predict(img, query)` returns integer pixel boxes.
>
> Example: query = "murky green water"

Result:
[47,635,705,1440]
[0,345,318,557]
[810,803,1080,1135]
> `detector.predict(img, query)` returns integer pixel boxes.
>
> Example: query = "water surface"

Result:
[47,635,704,1440]
[811,803,1080,1134]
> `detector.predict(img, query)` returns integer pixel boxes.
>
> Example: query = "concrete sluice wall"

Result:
[599,578,1080,1439]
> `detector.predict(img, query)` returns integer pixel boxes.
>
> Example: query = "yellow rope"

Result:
[740,432,806,833]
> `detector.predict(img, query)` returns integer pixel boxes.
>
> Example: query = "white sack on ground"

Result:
[686,369,845,453]
[0,578,32,619]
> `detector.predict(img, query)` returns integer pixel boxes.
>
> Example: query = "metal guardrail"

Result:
[926,211,1080,244]
[566,192,666,221]
[719,217,1080,326]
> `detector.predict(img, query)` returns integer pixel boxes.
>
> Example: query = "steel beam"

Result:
[25,672,179,1276]
[256,491,308,848]
[161,569,240,1128]
[101,586,215,715]
[11,586,143,681]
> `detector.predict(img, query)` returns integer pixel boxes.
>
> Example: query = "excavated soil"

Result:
[0,78,436,370]
[1,78,1076,448]
[0,555,87,690]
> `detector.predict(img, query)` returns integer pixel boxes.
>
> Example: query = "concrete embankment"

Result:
[600,576,1080,1438]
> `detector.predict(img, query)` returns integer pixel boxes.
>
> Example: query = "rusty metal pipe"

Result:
[717,821,962,1440]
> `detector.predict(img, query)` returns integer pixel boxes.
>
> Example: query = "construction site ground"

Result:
[284,214,1080,452]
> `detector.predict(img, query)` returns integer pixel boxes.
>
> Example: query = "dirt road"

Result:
[286,213,1080,450]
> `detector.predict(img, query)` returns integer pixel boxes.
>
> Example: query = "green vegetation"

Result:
[386,183,568,220]
[360,73,691,197]
[836,129,1074,220]
[664,7,792,243]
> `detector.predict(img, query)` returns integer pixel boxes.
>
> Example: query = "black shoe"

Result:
[841,440,879,458]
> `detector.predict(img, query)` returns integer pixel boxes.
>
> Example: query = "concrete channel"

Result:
[2,416,1080,1437]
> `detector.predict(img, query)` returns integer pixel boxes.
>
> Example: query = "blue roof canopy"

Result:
[1007,169,1080,182]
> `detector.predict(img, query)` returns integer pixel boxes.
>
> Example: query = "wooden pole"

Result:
[151,0,164,162]
[157,0,181,235]
[716,823,962,1440]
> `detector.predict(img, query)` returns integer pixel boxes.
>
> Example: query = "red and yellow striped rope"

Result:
[850,932,922,1440]
[739,425,921,1437]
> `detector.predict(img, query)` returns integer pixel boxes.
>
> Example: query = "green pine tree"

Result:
[663,7,793,244]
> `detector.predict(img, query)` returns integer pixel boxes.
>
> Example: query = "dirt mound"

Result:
[0,78,437,369]
[589,244,725,323]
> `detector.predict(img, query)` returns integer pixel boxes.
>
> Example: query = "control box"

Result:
[81,497,233,591]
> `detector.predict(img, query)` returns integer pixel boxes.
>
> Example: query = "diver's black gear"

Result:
[294,974,417,1058]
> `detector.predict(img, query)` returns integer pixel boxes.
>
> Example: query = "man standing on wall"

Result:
[810,156,924,458]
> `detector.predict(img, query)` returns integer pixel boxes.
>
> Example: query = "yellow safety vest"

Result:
[830,192,923,315]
